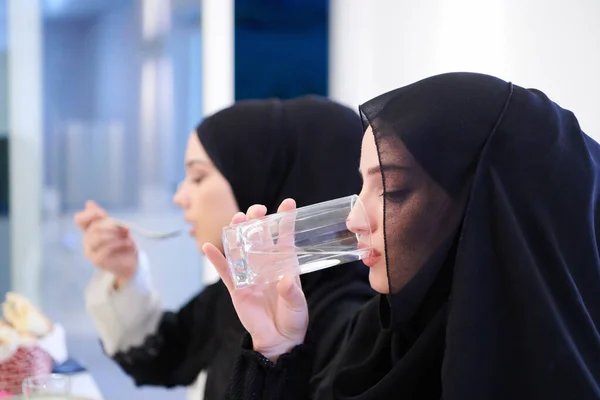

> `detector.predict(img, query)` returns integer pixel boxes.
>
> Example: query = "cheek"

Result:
[403,194,445,246]
[192,184,238,243]
[364,194,385,249]
[385,191,446,279]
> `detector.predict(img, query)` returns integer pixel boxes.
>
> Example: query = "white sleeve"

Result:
[85,251,163,356]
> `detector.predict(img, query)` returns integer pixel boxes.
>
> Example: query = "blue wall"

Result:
[235,0,328,100]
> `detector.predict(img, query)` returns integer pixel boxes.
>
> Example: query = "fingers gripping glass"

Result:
[223,195,372,290]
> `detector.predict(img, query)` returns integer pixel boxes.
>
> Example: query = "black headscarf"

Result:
[344,72,600,399]
[197,95,364,213]
[196,96,375,398]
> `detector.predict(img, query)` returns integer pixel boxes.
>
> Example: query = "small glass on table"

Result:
[22,374,71,399]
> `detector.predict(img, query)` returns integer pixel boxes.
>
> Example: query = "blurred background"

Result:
[0,0,599,398]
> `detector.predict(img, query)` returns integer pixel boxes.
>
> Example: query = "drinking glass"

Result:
[223,194,372,289]
[22,374,71,399]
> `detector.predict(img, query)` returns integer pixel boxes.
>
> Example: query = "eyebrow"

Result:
[360,164,410,179]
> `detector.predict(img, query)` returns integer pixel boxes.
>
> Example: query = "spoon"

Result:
[108,217,184,240]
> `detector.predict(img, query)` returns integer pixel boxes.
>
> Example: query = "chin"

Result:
[369,268,390,294]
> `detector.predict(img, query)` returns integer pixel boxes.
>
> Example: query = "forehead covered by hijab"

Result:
[360,73,513,198]
[196,96,364,212]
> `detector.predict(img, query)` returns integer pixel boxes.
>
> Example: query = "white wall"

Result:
[0,0,7,134]
[330,0,600,140]
[7,0,43,304]
[0,52,7,134]
[201,0,234,117]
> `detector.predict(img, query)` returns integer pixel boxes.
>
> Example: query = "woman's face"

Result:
[349,127,388,293]
[173,133,239,253]
[349,126,455,294]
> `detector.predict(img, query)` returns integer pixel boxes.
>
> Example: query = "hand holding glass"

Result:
[223,195,372,289]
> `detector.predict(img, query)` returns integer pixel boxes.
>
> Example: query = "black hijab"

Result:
[196,96,375,398]
[319,72,600,399]
[197,95,364,213]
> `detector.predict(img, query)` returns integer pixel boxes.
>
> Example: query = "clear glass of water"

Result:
[22,374,72,399]
[223,194,372,290]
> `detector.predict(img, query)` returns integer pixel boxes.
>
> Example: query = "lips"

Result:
[357,243,382,267]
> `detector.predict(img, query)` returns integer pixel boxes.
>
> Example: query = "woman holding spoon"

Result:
[204,73,600,399]
[74,96,375,400]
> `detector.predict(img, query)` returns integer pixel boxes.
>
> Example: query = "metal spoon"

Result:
[108,217,184,240]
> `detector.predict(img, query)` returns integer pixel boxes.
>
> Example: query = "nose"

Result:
[346,198,371,237]
[173,181,188,208]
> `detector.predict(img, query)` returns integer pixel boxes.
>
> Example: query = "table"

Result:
[71,373,103,400]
